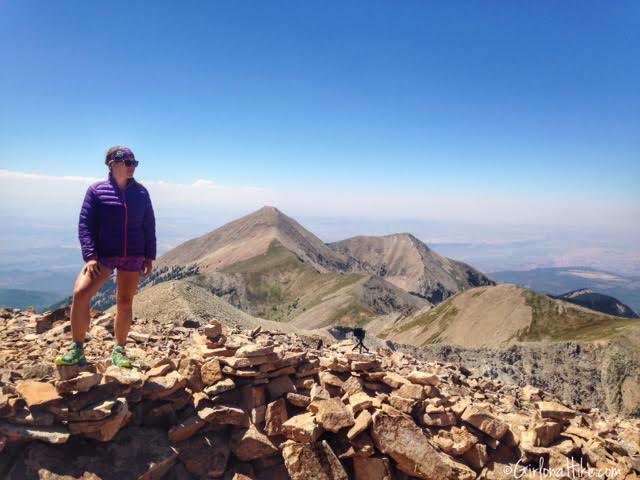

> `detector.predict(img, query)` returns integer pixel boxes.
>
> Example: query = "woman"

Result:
[55,146,156,368]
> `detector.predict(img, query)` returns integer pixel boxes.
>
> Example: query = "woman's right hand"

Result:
[83,260,102,279]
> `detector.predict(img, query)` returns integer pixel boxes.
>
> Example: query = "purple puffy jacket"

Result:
[78,173,156,262]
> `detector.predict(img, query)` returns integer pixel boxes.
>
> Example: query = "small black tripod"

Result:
[352,327,369,354]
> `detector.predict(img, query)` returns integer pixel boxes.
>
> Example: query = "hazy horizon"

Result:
[1,168,638,279]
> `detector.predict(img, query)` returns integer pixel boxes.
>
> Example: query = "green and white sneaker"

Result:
[55,342,87,366]
[112,345,132,368]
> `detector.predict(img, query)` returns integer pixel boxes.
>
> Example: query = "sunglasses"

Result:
[112,159,139,167]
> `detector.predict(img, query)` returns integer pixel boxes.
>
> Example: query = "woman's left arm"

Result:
[142,189,156,276]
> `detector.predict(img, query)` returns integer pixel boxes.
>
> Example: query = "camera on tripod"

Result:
[352,327,369,354]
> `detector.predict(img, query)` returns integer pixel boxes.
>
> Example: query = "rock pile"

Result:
[0,306,639,479]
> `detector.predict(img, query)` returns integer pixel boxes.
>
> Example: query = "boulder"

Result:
[267,375,296,398]
[421,412,458,427]
[204,378,236,397]
[203,320,222,339]
[264,398,288,436]
[461,405,510,440]
[407,370,440,386]
[16,381,61,408]
[349,391,374,413]
[104,366,145,387]
[282,412,323,443]
[68,398,131,442]
[282,440,348,480]
[174,432,230,478]
[353,455,394,480]
[381,372,411,388]
[231,423,279,461]
[236,344,274,358]
[66,398,117,422]
[536,401,577,420]
[142,371,186,400]
[200,358,224,385]
[347,409,372,440]
[198,405,250,426]
[54,372,102,394]
[371,411,476,480]
[168,415,206,443]
[308,398,354,433]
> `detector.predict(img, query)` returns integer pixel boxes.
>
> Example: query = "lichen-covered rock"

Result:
[371,411,476,480]
[282,440,348,480]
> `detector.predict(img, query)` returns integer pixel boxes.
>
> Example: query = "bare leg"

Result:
[114,270,140,346]
[70,263,113,342]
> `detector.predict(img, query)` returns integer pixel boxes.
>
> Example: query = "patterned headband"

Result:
[106,147,135,164]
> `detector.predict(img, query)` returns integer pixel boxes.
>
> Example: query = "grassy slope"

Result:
[222,239,373,325]
[516,289,639,342]
[379,285,638,346]
[378,296,459,344]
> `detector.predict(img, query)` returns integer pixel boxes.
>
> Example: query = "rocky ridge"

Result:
[328,233,495,303]
[0,306,639,479]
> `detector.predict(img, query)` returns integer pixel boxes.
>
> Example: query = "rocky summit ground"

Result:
[0,307,639,479]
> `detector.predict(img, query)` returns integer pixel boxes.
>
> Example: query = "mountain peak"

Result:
[242,205,292,226]
[388,232,423,244]
[328,233,494,303]
[157,206,350,273]
[255,205,283,215]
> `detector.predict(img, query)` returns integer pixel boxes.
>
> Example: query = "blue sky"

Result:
[1,1,639,224]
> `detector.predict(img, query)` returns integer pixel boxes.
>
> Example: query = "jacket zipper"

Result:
[123,193,128,256]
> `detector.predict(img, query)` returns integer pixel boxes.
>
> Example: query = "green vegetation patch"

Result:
[394,296,457,334]
[222,239,364,323]
[302,273,363,312]
[470,289,486,298]
[420,303,459,345]
[318,296,376,329]
[517,289,638,342]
